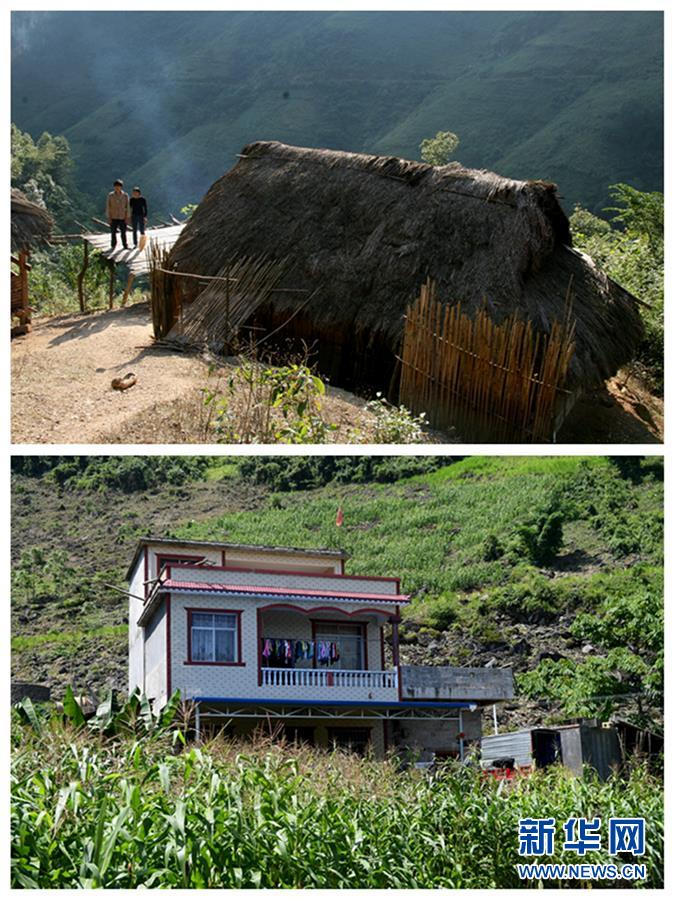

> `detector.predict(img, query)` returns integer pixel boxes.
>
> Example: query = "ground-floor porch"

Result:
[191,697,484,761]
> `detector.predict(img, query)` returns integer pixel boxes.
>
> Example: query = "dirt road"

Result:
[12,302,661,445]
[11,302,379,444]
[11,303,214,443]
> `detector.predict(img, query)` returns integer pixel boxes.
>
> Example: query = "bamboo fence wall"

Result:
[398,279,576,442]
[149,242,182,339]
[149,241,290,353]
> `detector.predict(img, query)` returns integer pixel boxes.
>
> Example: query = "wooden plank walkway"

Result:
[81,223,184,276]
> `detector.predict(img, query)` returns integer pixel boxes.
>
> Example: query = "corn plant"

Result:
[11,722,663,888]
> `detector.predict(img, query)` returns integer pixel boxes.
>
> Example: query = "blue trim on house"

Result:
[192,696,474,709]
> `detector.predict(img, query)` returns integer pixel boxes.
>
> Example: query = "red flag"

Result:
[335,507,344,527]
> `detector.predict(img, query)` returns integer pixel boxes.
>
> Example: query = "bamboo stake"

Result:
[77,238,89,312]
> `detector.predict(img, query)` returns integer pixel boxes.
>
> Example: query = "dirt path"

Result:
[11,302,382,444]
[12,303,213,443]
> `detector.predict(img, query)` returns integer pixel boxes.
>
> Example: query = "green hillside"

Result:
[11,455,663,728]
[11,11,662,216]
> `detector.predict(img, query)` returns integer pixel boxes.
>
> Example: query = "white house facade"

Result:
[128,538,513,758]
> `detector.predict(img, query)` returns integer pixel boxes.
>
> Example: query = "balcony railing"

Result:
[261,667,398,690]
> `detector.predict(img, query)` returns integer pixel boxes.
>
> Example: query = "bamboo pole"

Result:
[77,238,89,312]
[108,260,115,309]
[122,272,135,307]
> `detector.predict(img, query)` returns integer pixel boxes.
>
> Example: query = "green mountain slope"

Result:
[11,456,662,729]
[11,11,662,216]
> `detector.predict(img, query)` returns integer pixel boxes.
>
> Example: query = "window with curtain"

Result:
[190,612,238,663]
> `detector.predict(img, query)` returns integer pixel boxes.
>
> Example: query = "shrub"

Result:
[203,360,336,444]
[489,572,560,620]
[514,511,564,566]
[416,592,459,630]
[570,184,663,392]
[360,394,428,444]
[237,456,455,491]
[43,457,210,492]
[481,533,504,561]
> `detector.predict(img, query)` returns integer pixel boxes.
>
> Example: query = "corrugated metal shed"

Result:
[557,724,621,780]
[481,729,538,767]
[482,723,622,779]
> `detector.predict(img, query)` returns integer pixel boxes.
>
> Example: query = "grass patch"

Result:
[12,624,127,653]
[204,460,239,480]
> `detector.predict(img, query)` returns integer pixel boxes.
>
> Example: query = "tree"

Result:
[570,184,664,392]
[606,183,663,258]
[419,131,460,166]
[11,123,91,230]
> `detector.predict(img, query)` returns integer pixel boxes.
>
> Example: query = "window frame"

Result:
[311,620,368,671]
[156,553,205,577]
[185,607,245,666]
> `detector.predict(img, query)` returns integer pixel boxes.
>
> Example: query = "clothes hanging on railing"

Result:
[262,637,317,667]
[261,637,340,666]
[316,640,340,665]
[294,640,313,660]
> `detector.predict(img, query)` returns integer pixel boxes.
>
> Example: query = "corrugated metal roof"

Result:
[163,579,409,603]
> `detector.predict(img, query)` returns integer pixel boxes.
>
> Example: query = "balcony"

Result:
[261,667,398,690]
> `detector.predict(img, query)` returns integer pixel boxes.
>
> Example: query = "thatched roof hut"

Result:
[169,141,642,392]
[11,188,53,253]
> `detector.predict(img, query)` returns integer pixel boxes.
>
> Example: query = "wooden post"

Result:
[20,251,29,327]
[77,239,89,312]
[122,272,135,307]
[108,259,115,309]
[224,263,231,353]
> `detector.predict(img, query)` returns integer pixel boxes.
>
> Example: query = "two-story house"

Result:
[128,538,513,758]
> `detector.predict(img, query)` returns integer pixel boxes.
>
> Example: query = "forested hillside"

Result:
[11,456,663,730]
[11,10,662,216]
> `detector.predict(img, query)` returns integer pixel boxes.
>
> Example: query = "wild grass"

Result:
[11,722,663,888]
[12,625,127,653]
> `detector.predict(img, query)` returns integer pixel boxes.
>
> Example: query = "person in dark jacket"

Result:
[129,186,148,248]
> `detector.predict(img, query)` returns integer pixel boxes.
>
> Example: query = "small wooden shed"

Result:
[10,189,53,336]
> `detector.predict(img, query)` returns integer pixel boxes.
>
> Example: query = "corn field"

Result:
[11,723,662,888]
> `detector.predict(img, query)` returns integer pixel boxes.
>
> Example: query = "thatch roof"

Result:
[168,141,643,391]
[11,189,53,252]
